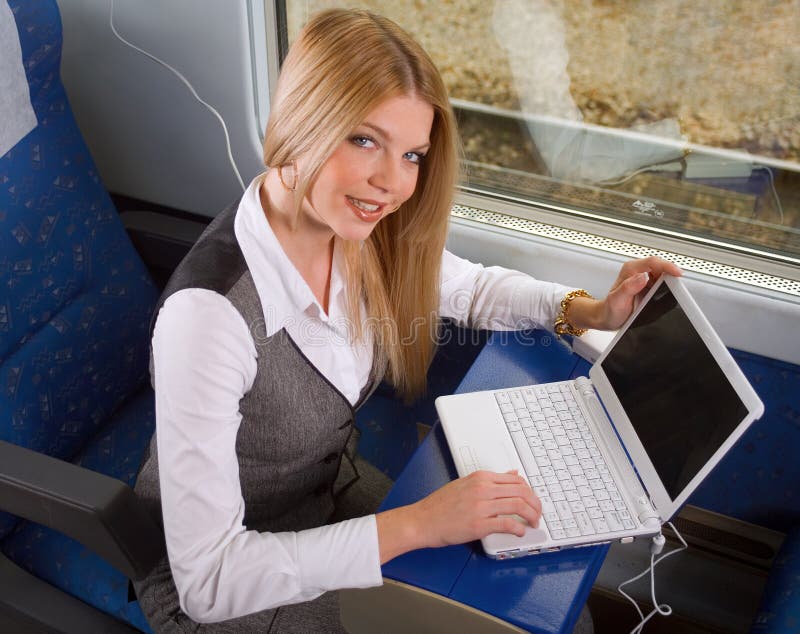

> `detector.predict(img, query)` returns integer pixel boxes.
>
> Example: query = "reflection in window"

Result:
[282,1,800,264]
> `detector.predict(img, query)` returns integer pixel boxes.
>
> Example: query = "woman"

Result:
[133,8,680,632]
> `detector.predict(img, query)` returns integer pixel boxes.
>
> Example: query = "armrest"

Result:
[121,210,208,286]
[0,553,141,634]
[0,441,165,580]
[751,527,800,632]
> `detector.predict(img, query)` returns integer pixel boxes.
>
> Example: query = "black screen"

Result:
[600,284,749,500]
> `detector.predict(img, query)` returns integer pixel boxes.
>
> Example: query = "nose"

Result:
[368,153,405,196]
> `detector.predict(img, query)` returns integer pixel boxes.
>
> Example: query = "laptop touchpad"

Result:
[518,522,548,544]
[486,519,549,551]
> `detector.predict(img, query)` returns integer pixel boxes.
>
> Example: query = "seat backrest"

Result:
[688,350,800,534]
[0,0,158,539]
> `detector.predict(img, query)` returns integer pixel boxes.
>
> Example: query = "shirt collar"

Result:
[234,174,347,335]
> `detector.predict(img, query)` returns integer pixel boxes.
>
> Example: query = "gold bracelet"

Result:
[554,289,594,337]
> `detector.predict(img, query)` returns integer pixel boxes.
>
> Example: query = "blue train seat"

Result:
[0,1,162,631]
[1,2,797,633]
[687,351,800,633]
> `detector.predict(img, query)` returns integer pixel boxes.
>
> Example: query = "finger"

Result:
[488,498,542,527]
[618,257,653,278]
[494,477,539,499]
[464,476,537,507]
[485,515,527,538]
[619,256,676,279]
[611,258,654,292]
[462,472,531,505]
[651,259,683,279]
[521,493,543,524]
[484,481,540,506]
[612,271,649,299]
[636,256,682,279]
[480,470,530,485]
[468,479,535,505]
[528,491,542,516]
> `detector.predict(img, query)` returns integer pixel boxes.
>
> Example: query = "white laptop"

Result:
[435,275,764,559]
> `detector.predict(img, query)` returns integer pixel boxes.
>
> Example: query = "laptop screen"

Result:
[599,283,749,500]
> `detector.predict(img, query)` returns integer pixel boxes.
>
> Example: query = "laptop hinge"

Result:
[573,378,661,527]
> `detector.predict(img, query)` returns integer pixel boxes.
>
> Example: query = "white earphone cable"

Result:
[109,0,245,191]
[618,521,688,634]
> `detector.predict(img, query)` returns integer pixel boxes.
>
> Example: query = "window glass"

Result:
[281,1,800,265]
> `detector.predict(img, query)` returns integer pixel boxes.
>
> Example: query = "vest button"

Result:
[314,484,328,496]
[324,452,338,464]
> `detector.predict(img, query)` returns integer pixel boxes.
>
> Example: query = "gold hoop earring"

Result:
[278,161,298,192]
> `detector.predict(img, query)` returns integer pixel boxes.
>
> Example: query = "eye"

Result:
[404,151,425,165]
[351,135,376,149]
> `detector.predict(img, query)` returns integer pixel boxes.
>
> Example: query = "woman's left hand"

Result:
[571,256,682,331]
[599,256,682,329]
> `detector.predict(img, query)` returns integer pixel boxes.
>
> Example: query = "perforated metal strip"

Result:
[451,204,800,297]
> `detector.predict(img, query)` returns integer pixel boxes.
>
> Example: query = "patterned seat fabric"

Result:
[688,350,800,534]
[2,387,156,632]
[0,0,158,630]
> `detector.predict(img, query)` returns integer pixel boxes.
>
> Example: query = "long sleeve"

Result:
[439,249,572,331]
[152,289,382,624]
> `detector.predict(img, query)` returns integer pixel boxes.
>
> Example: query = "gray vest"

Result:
[134,200,383,534]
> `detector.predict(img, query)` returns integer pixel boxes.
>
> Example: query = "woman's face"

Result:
[301,93,434,241]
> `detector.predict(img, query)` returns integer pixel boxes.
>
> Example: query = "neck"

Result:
[260,170,335,255]
[260,170,335,313]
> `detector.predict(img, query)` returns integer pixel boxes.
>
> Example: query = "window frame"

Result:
[259,0,800,287]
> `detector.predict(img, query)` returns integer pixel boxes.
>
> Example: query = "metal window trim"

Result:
[454,191,800,298]
[249,0,282,141]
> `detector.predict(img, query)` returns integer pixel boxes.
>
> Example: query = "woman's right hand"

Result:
[375,470,541,563]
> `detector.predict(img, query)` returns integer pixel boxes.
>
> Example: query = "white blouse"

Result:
[151,175,571,623]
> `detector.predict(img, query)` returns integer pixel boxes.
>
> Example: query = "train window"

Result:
[276,1,799,272]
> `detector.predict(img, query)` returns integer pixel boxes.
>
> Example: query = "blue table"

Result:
[379,330,608,633]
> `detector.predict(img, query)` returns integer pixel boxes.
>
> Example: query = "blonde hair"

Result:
[263,9,459,401]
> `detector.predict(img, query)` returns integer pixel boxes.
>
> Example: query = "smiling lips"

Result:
[346,195,386,223]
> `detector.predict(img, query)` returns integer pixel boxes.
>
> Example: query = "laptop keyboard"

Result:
[495,382,637,540]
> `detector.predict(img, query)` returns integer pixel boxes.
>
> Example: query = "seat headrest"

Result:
[0,0,38,157]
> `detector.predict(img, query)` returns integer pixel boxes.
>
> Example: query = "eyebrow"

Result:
[361,121,431,152]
